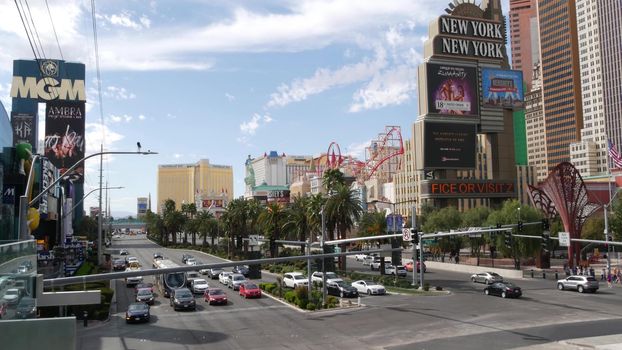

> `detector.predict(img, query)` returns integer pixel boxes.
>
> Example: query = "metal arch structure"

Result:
[326,141,344,169]
[528,162,601,268]
[363,126,404,181]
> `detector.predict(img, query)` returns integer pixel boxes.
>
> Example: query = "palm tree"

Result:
[307,193,326,241]
[162,199,185,245]
[283,195,310,251]
[258,203,287,258]
[222,198,247,256]
[196,211,218,247]
[322,168,345,193]
[325,184,363,270]
[181,203,198,245]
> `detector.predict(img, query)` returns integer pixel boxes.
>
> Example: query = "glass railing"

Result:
[0,240,37,320]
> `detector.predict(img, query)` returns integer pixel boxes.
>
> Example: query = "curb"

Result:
[259,290,365,314]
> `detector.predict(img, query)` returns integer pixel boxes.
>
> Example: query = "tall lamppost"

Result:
[19,150,157,266]
[604,188,620,276]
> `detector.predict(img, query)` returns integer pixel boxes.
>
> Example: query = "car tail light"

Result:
[506,288,512,291]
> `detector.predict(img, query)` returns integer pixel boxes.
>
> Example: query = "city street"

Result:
[76,236,622,350]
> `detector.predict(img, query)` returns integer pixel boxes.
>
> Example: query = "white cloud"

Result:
[173,153,182,159]
[225,93,235,101]
[100,12,151,31]
[267,47,387,107]
[139,16,151,29]
[0,83,10,110]
[345,139,372,159]
[240,113,273,135]
[108,114,134,123]
[166,113,177,119]
[138,114,146,120]
[103,86,136,100]
[349,64,418,112]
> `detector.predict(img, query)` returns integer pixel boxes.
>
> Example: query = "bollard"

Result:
[555,271,558,280]
[530,269,534,278]
[542,271,546,279]
[83,311,88,327]
[357,296,361,306]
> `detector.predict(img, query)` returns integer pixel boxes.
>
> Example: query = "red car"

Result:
[0,301,7,319]
[404,261,426,273]
[239,283,261,299]
[204,288,227,305]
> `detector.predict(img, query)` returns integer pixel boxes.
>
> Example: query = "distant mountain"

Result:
[111,210,135,219]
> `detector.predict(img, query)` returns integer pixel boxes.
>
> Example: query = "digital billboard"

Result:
[481,68,524,108]
[11,112,37,147]
[44,101,85,183]
[427,63,479,117]
[424,121,476,169]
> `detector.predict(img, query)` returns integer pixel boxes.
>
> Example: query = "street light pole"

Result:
[63,187,124,218]
[98,144,104,265]
[412,205,417,287]
[321,205,327,308]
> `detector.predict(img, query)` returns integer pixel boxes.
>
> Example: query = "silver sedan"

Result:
[470,272,503,284]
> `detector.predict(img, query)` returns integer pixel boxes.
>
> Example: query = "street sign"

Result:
[386,214,403,232]
[467,227,482,238]
[248,235,260,246]
[402,228,412,242]
[558,232,570,247]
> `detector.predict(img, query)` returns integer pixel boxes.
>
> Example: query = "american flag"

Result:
[608,139,622,169]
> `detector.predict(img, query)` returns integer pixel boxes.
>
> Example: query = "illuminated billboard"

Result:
[481,68,524,108]
[423,121,476,169]
[427,63,479,117]
[44,101,85,183]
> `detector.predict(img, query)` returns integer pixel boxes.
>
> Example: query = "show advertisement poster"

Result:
[44,101,86,183]
[481,68,524,108]
[11,112,37,147]
[424,122,476,169]
[427,63,479,117]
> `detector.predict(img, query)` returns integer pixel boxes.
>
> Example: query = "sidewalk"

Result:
[513,335,622,349]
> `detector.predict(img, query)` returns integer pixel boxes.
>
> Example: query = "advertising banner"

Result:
[11,112,37,147]
[424,122,476,169]
[419,179,516,198]
[481,68,524,108]
[44,101,85,183]
[39,158,57,216]
[427,63,479,117]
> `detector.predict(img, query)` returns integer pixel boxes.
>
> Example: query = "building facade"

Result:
[137,197,148,219]
[525,63,549,181]
[537,0,584,170]
[509,0,540,90]
[157,159,233,213]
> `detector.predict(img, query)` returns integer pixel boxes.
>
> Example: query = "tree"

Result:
[162,199,185,245]
[258,203,287,258]
[181,203,198,245]
[485,199,541,269]
[358,212,387,239]
[461,207,491,266]
[325,184,363,270]
[144,210,165,245]
[283,195,311,251]
[322,169,345,193]
[76,216,98,242]
[422,206,464,260]
[307,193,326,242]
[196,211,218,248]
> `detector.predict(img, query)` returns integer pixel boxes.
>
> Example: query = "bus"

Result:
[154,259,186,298]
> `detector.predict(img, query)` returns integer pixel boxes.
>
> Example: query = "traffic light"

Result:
[542,218,550,231]
[517,220,524,232]
[541,232,550,252]
[504,231,512,249]
[411,228,419,244]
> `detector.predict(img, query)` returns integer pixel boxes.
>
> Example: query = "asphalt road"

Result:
[76,236,622,350]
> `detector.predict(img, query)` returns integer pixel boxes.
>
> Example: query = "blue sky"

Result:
[0,0,510,217]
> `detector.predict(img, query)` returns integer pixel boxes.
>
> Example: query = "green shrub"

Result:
[435,286,443,291]
[306,302,317,311]
[284,290,296,303]
[296,298,306,309]
[326,296,338,308]
[294,286,308,301]
[423,282,430,291]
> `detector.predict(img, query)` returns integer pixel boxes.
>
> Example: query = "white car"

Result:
[125,264,143,286]
[351,280,386,295]
[283,272,309,288]
[190,279,209,294]
[126,257,139,265]
[219,272,232,285]
[311,271,343,285]
[2,288,21,305]
[186,258,197,266]
[362,255,375,266]
[470,272,503,284]
[385,265,407,277]
[354,253,368,262]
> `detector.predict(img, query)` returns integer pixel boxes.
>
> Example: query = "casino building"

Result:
[396,0,524,213]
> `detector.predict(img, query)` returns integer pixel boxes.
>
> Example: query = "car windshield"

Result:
[335,281,350,287]
[210,289,224,295]
[245,284,258,289]
[137,289,152,296]
[128,304,148,311]
[491,273,501,276]
[233,275,245,281]
[587,277,597,281]
[6,290,17,296]
[325,272,338,279]
[503,283,516,288]
[19,299,35,307]
[176,291,192,298]
[195,280,207,285]
[362,281,374,285]
[294,275,306,280]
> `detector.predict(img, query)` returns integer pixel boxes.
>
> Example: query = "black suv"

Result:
[181,254,193,264]
[327,281,359,298]
[112,259,126,271]
[232,265,250,277]
[170,288,196,311]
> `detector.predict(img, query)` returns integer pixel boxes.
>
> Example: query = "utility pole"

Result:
[98,144,104,266]
[321,205,327,308]
[412,206,417,286]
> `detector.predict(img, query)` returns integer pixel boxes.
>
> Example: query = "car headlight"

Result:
[174,298,179,303]
[144,313,148,316]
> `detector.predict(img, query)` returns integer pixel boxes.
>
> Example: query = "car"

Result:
[185,258,197,266]
[283,272,309,289]
[134,283,154,293]
[354,253,368,262]
[14,297,36,319]
[126,257,139,266]
[404,261,427,273]
[153,252,163,260]
[181,254,194,264]
[190,279,210,294]
[0,301,7,319]
[125,263,143,286]
[227,273,246,291]
[557,275,599,293]
[0,276,11,289]
[206,268,224,279]
[112,259,126,271]
[204,288,227,305]
[471,272,503,284]
[351,280,386,295]
[135,288,155,305]
[2,288,22,305]
[126,302,150,323]
[484,282,522,298]
[385,265,407,277]
[219,272,232,285]
[239,282,261,298]
[370,257,391,270]
[186,271,201,286]
[232,265,250,277]
[311,271,342,285]
[170,288,196,311]
[362,255,376,266]
[113,234,121,239]
[119,249,129,255]
[326,281,359,298]
[17,265,29,274]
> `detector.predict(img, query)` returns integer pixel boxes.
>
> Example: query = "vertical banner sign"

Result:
[481,68,524,108]
[11,112,37,146]
[44,101,85,183]
[427,63,479,117]
[39,158,55,216]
